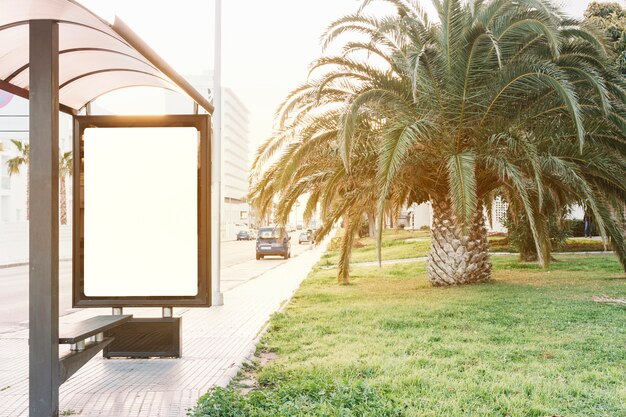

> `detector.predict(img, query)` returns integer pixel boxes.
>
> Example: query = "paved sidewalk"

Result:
[0,241,327,417]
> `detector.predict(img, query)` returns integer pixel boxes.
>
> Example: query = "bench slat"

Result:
[59,315,132,344]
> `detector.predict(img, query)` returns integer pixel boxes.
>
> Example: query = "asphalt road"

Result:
[0,231,311,334]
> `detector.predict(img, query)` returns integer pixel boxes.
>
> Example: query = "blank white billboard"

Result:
[83,127,198,296]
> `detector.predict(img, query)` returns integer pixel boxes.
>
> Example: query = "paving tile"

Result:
[0,242,326,416]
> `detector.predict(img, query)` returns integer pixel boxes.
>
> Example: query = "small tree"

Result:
[584,2,626,74]
[504,207,572,262]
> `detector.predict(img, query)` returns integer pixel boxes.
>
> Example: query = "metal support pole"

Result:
[29,19,60,417]
[211,0,224,306]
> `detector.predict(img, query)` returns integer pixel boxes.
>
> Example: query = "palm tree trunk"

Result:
[337,215,355,284]
[367,210,376,237]
[518,246,538,262]
[60,175,67,225]
[427,197,491,286]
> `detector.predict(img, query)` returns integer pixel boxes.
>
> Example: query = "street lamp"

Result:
[211,0,224,306]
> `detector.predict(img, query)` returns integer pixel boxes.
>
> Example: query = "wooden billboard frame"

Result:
[72,114,212,308]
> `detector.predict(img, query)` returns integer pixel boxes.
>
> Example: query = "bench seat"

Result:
[57,314,132,384]
[59,315,132,344]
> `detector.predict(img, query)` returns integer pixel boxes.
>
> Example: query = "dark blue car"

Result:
[256,226,291,260]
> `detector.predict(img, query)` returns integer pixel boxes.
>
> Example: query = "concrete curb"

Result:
[213,235,332,390]
[0,258,72,269]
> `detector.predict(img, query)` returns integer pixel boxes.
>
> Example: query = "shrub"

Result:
[358,216,370,238]
[503,209,571,261]
[569,219,585,237]
[329,237,342,250]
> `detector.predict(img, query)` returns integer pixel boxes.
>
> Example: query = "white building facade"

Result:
[165,70,251,241]
[400,198,507,232]
[401,196,584,234]
[220,87,252,239]
[0,92,74,265]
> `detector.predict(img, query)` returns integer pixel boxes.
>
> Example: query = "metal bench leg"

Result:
[70,340,85,352]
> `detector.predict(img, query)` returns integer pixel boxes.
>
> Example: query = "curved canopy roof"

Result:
[0,0,213,114]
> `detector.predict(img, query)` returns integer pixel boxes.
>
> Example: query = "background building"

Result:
[0,92,73,264]
[401,200,510,233]
[0,70,250,264]
[165,70,251,240]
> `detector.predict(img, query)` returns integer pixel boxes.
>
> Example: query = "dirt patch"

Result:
[233,351,280,396]
[592,296,626,306]
[258,351,279,365]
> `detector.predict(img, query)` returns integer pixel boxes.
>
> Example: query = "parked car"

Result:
[256,226,291,260]
[236,229,255,241]
[298,232,310,244]
[296,224,303,230]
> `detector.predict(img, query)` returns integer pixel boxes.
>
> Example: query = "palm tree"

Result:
[6,139,30,220]
[252,0,626,285]
[59,151,72,225]
[5,141,73,225]
[250,107,415,283]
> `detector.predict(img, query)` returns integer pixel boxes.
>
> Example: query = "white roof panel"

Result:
[0,0,212,114]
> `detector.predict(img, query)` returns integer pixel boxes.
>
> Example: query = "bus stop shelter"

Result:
[0,1,216,415]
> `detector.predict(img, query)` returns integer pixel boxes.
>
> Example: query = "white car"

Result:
[298,232,310,244]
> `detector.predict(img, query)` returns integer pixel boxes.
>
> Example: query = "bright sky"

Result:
[78,0,606,150]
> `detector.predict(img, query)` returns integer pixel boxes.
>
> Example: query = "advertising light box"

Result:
[73,115,211,308]
[83,127,198,297]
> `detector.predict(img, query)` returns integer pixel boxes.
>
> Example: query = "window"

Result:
[258,227,283,239]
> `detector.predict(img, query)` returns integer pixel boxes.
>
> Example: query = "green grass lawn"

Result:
[317,229,431,266]
[191,255,626,417]
[318,230,607,267]
[489,236,607,253]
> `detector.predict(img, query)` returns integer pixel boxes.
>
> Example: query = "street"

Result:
[0,231,311,333]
